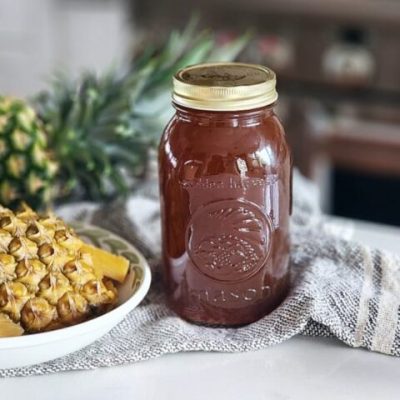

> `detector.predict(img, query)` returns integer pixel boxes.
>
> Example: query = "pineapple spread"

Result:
[0,204,129,337]
[159,63,291,326]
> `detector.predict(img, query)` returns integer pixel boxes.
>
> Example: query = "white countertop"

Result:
[2,218,400,400]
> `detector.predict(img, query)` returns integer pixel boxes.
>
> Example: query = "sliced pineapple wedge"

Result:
[81,244,129,283]
[0,313,24,337]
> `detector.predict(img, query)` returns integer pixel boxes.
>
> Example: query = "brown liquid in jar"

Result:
[159,63,291,326]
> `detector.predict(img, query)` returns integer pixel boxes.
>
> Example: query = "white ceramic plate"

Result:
[0,224,152,370]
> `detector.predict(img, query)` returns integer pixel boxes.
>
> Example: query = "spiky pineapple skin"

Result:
[0,96,57,209]
[0,205,117,334]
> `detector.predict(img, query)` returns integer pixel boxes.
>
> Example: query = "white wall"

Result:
[0,0,132,97]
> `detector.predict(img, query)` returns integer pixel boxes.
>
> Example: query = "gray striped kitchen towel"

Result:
[1,170,399,377]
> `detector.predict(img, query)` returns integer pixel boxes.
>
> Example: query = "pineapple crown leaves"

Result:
[33,20,249,203]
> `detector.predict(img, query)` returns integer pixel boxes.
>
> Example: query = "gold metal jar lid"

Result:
[172,62,278,111]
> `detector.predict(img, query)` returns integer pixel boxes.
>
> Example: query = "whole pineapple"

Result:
[0,204,119,334]
[0,97,57,209]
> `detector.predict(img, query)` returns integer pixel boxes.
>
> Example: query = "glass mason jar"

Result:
[159,63,291,326]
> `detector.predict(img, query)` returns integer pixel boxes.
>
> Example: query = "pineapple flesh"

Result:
[0,204,127,336]
[81,244,130,283]
[0,313,23,337]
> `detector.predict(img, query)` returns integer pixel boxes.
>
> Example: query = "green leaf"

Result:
[206,32,251,62]
[103,238,128,252]
[121,251,140,264]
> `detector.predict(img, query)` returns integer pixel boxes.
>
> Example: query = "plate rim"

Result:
[0,224,152,350]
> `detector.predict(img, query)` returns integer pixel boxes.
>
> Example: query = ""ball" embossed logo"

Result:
[186,200,272,282]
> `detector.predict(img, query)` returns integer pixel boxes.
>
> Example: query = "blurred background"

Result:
[1,0,400,226]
